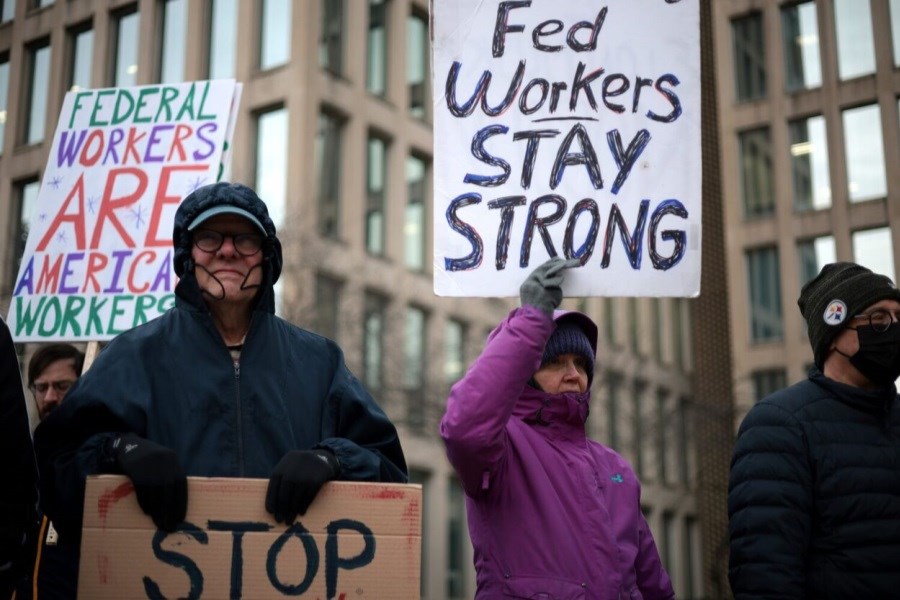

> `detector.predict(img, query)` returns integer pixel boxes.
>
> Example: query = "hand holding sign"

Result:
[519,257,581,314]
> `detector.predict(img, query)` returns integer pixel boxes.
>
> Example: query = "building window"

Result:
[158,0,187,83]
[319,0,344,74]
[781,1,821,91]
[12,179,40,285]
[1,1,13,21]
[404,306,427,429]
[316,110,344,239]
[367,0,389,96]
[208,0,237,79]
[732,12,766,102]
[30,0,54,8]
[797,236,835,286]
[260,0,291,69]
[834,0,876,80]
[23,40,51,145]
[0,56,9,155]
[313,274,342,341]
[68,24,94,92]
[892,0,900,67]
[843,104,887,202]
[746,246,783,343]
[407,9,428,118]
[366,134,388,255]
[447,478,466,599]
[853,227,895,281]
[752,369,787,402]
[405,154,427,271]
[444,318,466,386]
[606,372,621,449]
[112,8,140,87]
[789,115,830,211]
[363,292,387,392]
[255,107,288,229]
[739,128,774,218]
[656,389,668,484]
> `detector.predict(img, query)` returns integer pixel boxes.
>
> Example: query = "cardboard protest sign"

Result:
[80,475,422,599]
[432,0,701,297]
[8,80,241,341]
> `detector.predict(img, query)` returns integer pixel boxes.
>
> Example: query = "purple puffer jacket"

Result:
[441,305,675,600]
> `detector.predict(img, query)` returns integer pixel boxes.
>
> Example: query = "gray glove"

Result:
[519,257,581,315]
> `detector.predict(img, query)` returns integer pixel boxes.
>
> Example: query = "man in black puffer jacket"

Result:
[729,262,900,599]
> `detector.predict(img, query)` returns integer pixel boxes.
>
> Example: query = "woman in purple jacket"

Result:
[441,258,675,600]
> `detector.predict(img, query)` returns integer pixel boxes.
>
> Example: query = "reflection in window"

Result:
[260,0,291,69]
[319,0,344,74]
[732,13,766,102]
[739,128,774,218]
[797,235,836,285]
[407,10,428,118]
[447,479,466,599]
[789,115,830,211]
[834,0,875,80]
[2,1,13,21]
[68,26,93,92]
[25,42,51,145]
[853,228,895,280]
[366,134,388,255]
[405,155,427,271]
[751,369,787,402]
[209,0,237,79]
[113,9,140,87]
[316,110,344,239]
[782,1,821,91]
[255,108,288,229]
[843,104,886,202]
[747,246,783,342]
[13,179,40,283]
[892,0,900,66]
[444,319,466,385]
[313,274,342,341]
[367,0,389,96]
[0,57,9,154]
[363,292,387,392]
[160,0,187,83]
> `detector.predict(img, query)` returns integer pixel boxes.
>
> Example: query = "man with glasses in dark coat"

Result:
[728,262,900,599]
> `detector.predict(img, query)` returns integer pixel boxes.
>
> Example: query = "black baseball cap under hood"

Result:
[173,181,283,288]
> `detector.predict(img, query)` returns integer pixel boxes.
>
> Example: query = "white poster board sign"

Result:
[432,0,701,297]
[8,80,242,341]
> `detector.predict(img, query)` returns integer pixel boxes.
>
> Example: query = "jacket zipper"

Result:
[234,361,244,476]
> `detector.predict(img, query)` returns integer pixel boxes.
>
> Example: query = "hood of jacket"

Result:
[172,182,283,313]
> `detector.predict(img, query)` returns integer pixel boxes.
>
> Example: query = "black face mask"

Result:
[850,323,900,387]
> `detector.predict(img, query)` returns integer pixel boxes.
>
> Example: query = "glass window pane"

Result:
[316,111,344,238]
[363,293,386,391]
[366,134,387,255]
[2,1,13,21]
[260,0,291,69]
[404,307,426,389]
[314,274,341,341]
[256,108,288,229]
[160,0,187,83]
[797,235,836,285]
[852,227,895,281]
[789,115,831,211]
[209,0,237,79]
[69,27,93,92]
[732,13,766,102]
[781,1,822,91]
[114,10,140,87]
[0,57,9,154]
[739,128,774,218]
[13,180,40,282]
[747,246,783,342]
[367,0,389,96]
[319,0,344,74]
[405,155,426,270]
[892,0,900,67]
[26,43,51,144]
[834,0,876,80]
[444,319,466,385]
[843,104,886,202]
[407,11,428,118]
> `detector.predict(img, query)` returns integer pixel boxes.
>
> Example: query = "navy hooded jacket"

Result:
[34,182,408,539]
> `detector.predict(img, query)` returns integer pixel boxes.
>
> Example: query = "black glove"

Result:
[111,433,187,532]
[519,257,581,314]
[266,449,340,524]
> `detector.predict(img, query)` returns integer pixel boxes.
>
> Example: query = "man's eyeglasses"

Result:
[193,230,264,256]
[30,380,75,396]
[850,308,900,333]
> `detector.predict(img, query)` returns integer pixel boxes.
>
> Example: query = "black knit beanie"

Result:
[798,261,900,369]
[541,320,596,384]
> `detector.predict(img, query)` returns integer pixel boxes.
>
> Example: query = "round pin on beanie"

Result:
[797,262,900,369]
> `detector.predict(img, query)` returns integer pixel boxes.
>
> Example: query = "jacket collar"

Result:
[513,385,590,428]
[810,368,897,416]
